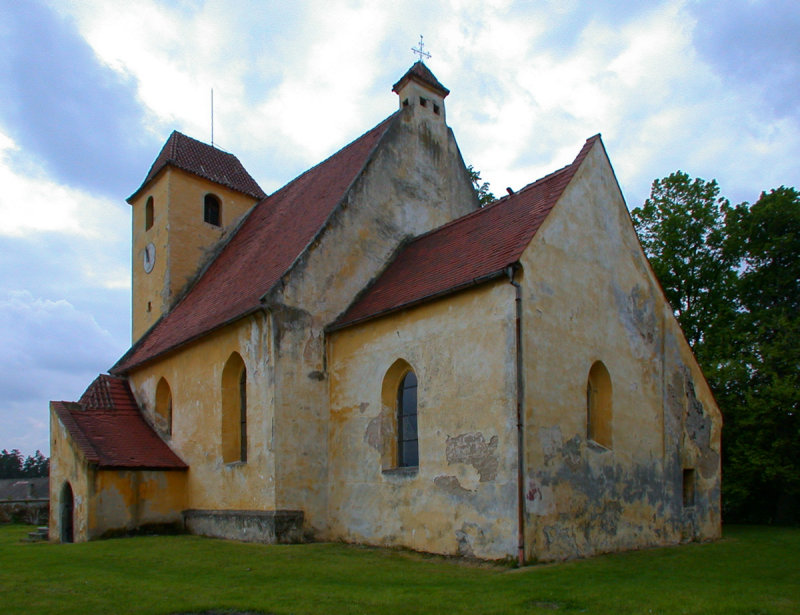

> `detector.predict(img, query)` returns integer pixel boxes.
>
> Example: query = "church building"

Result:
[49,62,721,562]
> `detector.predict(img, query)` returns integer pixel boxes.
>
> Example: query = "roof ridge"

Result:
[265,112,399,204]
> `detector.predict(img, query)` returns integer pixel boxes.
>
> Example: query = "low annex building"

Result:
[50,62,721,561]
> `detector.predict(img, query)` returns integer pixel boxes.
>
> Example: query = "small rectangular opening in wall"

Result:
[403,98,409,107]
[419,97,428,107]
[682,468,696,507]
[433,103,440,115]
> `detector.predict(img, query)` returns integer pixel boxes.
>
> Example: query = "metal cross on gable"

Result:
[411,35,431,61]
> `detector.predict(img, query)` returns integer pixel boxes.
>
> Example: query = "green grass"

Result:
[1,525,798,615]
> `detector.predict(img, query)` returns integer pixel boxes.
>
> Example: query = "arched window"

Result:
[155,377,172,437]
[204,193,221,227]
[380,359,419,471]
[397,370,418,467]
[222,352,247,463]
[60,482,74,543]
[587,361,613,449]
[145,196,154,231]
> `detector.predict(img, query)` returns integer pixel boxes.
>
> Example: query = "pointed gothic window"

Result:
[155,377,172,437]
[222,352,247,463]
[397,370,418,467]
[204,194,221,227]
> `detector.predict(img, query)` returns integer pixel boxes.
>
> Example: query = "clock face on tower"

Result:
[143,242,156,273]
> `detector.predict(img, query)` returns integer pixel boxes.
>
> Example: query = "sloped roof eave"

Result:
[328,267,513,333]
[111,305,264,375]
[111,113,400,374]
[126,162,265,204]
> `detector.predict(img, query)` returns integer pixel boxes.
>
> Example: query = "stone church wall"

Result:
[127,312,277,514]
[518,141,722,561]
[264,106,479,534]
[327,281,519,560]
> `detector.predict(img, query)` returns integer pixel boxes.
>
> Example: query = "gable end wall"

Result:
[518,141,722,561]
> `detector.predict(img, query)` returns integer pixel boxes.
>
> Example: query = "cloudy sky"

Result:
[1,0,798,455]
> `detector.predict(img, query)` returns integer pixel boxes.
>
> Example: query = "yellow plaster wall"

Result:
[127,312,277,512]
[517,140,722,561]
[49,406,93,542]
[266,107,479,533]
[50,405,187,541]
[87,470,186,538]
[327,281,519,559]
[131,168,258,341]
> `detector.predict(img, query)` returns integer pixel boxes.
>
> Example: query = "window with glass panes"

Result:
[397,371,418,467]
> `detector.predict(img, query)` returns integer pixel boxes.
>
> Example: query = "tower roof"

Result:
[392,61,450,98]
[128,131,266,202]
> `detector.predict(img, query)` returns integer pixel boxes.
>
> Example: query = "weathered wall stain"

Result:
[433,475,475,497]
[445,433,499,482]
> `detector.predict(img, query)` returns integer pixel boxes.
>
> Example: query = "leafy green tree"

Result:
[722,187,800,523]
[634,175,800,524]
[467,165,496,207]
[0,449,49,478]
[0,449,24,478]
[631,172,737,366]
[22,450,49,478]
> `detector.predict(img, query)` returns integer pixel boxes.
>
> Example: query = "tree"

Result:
[633,176,800,524]
[467,165,496,207]
[0,449,24,478]
[631,172,737,366]
[0,449,50,478]
[722,187,800,523]
[22,450,50,478]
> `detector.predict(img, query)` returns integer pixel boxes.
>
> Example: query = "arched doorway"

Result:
[60,482,74,543]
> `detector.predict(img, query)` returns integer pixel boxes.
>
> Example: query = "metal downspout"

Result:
[507,265,525,566]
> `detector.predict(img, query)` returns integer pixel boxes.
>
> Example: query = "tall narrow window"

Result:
[397,370,418,467]
[587,361,613,449]
[239,367,247,463]
[222,352,247,463]
[204,194,221,227]
[155,377,172,437]
[683,469,696,507]
[145,196,154,231]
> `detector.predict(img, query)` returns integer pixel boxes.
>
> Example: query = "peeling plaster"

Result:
[446,433,499,482]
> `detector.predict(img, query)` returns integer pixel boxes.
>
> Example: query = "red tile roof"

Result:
[113,114,399,373]
[52,375,187,470]
[128,131,266,202]
[332,135,601,329]
[392,61,450,98]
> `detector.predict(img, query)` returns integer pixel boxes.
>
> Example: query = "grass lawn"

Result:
[1,525,798,615]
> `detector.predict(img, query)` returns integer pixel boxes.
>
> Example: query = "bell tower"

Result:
[392,60,450,137]
[127,132,265,342]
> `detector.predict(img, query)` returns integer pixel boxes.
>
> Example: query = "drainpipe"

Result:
[507,265,525,566]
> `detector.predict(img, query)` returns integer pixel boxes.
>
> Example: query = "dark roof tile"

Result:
[129,131,266,201]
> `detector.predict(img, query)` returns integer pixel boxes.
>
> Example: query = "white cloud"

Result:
[3,0,797,456]
[0,290,121,454]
